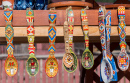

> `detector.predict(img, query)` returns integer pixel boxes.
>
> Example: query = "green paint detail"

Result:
[82,49,94,69]
[68,9,74,17]
[26,57,39,76]
[64,51,78,73]
[26,9,34,17]
[29,53,35,57]
[4,6,12,10]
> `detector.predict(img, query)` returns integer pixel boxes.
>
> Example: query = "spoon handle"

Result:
[118,6,126,52]
[26,8,35,57]
[98,6,106,57]
[4,2,14,57]
[105,11,112,60]
[68,7,74,50]
[48,9,57,55]
[81,9,89,49]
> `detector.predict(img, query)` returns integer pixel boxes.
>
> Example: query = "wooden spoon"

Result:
[99,6,113,83]
[26,8,39,76]
[63,7,78,73]
[45,9,58,77]
[117,6,129,71]
[81,8,94,69]
[3,0,18,76]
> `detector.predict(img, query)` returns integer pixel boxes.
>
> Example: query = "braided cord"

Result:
[26,8,35,57]
[64,7,69,53]
[48,10,57,56]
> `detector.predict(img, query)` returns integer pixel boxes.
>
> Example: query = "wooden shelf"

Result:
[0,10,130,43]
[47,1,93,9]
[0,26,130,44]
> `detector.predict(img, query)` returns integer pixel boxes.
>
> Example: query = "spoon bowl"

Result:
[101,60,112,82]
[26,57,39,76]
[82,49,94,69]
[63,53,74,68]
[45,55,58,77]
[5,56,18,76]
[101,51,113,83]
[117,52,129,71]
[63,51,77,73]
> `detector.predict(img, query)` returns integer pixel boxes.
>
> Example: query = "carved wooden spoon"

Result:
[81,8,94,69]
[3,0,18,76]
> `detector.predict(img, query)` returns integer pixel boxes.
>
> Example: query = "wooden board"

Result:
[0,26,130,43]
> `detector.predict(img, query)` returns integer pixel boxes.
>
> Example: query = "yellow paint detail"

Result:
[5,57,18,76]
[45,56,58,77]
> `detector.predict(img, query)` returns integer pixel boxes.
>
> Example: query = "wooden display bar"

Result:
[0,26,130,44]
[0,10,130,26]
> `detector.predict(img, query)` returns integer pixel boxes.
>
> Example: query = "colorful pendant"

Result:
[3,0,18,76]
[117,6,129,71]
[45,9,58,77]
[81,8,94,69]
[26,8,39,76]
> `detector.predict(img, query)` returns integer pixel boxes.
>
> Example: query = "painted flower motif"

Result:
[65,55,73,65]
[63,53,74,68]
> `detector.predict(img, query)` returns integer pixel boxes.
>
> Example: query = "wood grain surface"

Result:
[0,26,130,43]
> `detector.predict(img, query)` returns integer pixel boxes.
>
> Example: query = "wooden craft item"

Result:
[4,0,18,76]
[81,8,94,69]
[45,9,58,77]
[26,8,39,76]
[63,6,78,73]
[63,7,74,68]
[117,6,129,71]
[99,6,113,83]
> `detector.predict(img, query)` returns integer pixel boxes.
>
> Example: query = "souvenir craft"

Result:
[26,0,34,9]
[99,6,113,83]
[117,6,129,71]
[63,6,77,73]
[35,0,44,10]
[100,11,118,82]
[26,8,39,76]
[44,0,48,10]
[3,0,18,76]
[14,0,27,10]
[45,9,58,77]
[63,7,74,69]
[81,7,94,69]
